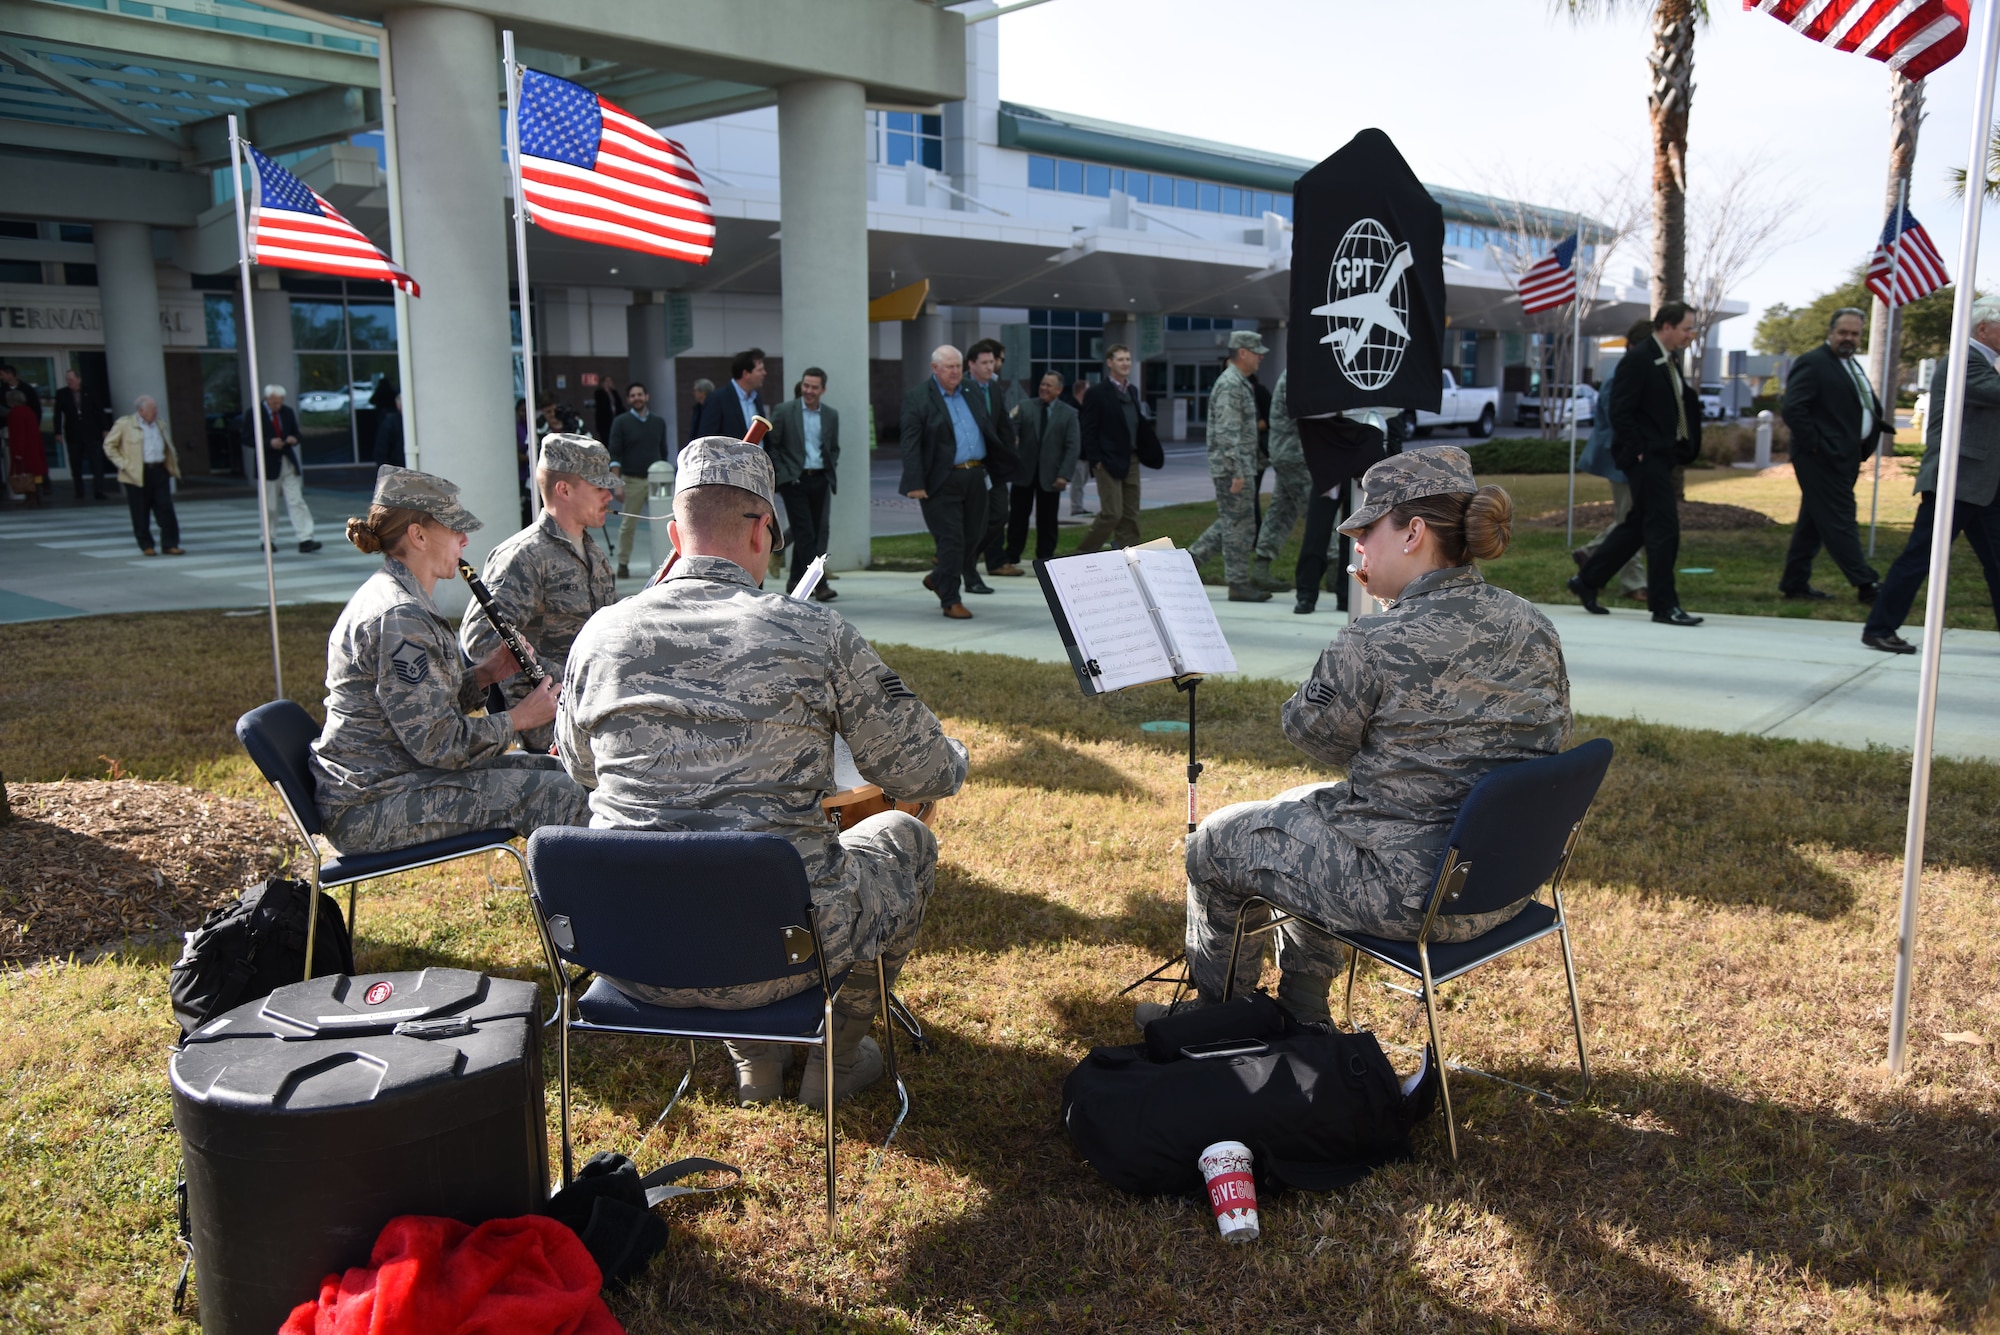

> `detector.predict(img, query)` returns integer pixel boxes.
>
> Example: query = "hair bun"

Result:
[345,516,382,555]
[1463,485,1513,562]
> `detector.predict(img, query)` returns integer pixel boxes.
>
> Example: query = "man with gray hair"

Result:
[102,395,183,555]
[243,384,321,553]
[558,435,968,1108]
[1778,307,1887,602]
[900,343,1011,618]
[1860,296,2000,652]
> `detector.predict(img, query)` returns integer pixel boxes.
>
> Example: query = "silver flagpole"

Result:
[376,22,418,469]
[502,30,541,520]
[1566,256,1581,550]
[1869,175,1910,559]
[229,115,284,701]
[1887,0,2000,1076]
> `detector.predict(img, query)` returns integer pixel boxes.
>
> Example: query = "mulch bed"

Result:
[1524,500,1777,531]
[0,780,291,966]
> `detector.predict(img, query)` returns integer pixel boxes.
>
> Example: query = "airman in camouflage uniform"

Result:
[1252,370,1309,589]
[312,466,589,854]
[557,436,968,1105]
[460,434,619,753]
[1188,330,1270,600]
[1178,448,1572,1014]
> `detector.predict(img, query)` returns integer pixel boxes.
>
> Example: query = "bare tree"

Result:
[1683,155,1802,375]
[1479,169,1649,437]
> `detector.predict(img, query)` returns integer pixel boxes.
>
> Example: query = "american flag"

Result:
[515,69,714,264]
[1744,0,1968,81]
[246,143,418,295]
[1866,206,1951,306]
[1515,234,1579,314]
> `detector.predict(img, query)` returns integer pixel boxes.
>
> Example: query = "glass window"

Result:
[1172,364,1195,394]
[1273,195,1293,221]
[1252,191,1272,216]
[1110,169,1124,192]
[1174,178,1197,210]
[1051,330,1076,359]
[62,263,97,285]
[1084,164,1111,197]
[886,132,913,166]
[921,114,942,138]
[291,300,345,350]
[58,223,93,242]
[888,111,912,132]
[203,294,237,349]
[1222,187,1242,214]
[1028,156,1056,190]
[1166,316,1189,332]
[1126,171,1149,201]
[1153,176,1175,206]
[347,303,396,351]
[1057,159,1083,193]
[1199,182,1221,212]
[921,137,942,170]
[1030,329,1048,358]
[0,260,41,283]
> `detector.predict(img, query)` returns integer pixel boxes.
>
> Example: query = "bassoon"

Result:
[458,559,549,691]
[649,415,774,587]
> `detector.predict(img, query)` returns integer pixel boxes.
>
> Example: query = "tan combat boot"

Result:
[724,1041,792,1106]
[798,1011,885,1108]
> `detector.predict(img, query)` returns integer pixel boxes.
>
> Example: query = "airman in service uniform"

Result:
[1146,448,1572,1026]
[311,466,590,853]
[459,433,619,754]
[558,436,968,1108]
[1252,369,1308,591]
[1188,329,1272,601]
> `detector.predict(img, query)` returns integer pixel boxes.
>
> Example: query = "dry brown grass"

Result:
[1,619,1998,1332]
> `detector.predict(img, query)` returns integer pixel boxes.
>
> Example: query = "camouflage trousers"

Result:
[1255,460,1313,561]
[319,752,589,854]
[1184,783,1528,1002]
[1187,476,1258,586]
[606,810,935,1021]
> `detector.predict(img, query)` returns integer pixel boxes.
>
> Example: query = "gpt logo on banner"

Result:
[1311,218,1414,391]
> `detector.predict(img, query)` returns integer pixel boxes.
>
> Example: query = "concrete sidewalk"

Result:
[819,568,2000,763]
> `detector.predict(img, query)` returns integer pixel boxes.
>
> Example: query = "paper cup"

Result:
[1198,1140,1259,1243]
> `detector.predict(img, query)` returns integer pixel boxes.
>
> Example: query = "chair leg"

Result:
[1556,919,1592,1096]
[821,993,838,1233]
[877,958,910,1149]
[1342,948,1360,1032]
[559,988,575,1189]
[1219,897,1265,1003]
[887,991,931,1055]
[302,858,323,983]
[641,1041,696,1144]
[346,883,358,951]
[1418,945,1457,1162]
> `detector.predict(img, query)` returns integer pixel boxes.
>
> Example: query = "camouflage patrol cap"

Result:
[537,432,620,489]
[372,464,482,533]
[1226,329,1270,355]
[1338,446,1478,537]
[674,434,776,508]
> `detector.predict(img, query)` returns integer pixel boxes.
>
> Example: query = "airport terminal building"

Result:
[0,0,1735,567]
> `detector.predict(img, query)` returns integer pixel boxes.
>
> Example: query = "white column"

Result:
[94,221,171,435]
[384,5,516,591]
[627,296,676,453]
[778,78,870,569]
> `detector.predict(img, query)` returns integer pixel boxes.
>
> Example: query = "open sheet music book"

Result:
[1036,541,1237,694]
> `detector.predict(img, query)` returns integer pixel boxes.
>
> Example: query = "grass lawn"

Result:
[873,465,2000,631]
[4,610,2000,1331]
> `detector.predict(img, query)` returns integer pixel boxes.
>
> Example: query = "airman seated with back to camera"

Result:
[310,465,591,855]
[557,436,969,1109]
[1140,447,1574,1028]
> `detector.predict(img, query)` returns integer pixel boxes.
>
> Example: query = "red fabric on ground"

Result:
[279,1214,622,1335]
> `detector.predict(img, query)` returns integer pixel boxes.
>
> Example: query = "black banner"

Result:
[1286,128,1445,419]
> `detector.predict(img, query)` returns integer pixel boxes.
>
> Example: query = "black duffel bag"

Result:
[1061,993,1436,1196]
[169,876,354,1043]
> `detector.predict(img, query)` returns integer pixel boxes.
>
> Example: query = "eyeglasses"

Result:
[745,512,785,552]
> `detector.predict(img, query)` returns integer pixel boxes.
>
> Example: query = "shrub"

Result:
[1463,436,1573,474]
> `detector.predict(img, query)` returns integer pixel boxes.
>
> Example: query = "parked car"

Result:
[297,382,380,414]
[1410,370,1498,438]
[1700,383,1726,419]
[1514,385,1596,429]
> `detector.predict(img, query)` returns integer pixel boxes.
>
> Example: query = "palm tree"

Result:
[1561,0,1708,309]
[1872,73,1927,401]
[1947,118,2000,199]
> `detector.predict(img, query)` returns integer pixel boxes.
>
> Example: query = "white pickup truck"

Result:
[1409,370,1499,439]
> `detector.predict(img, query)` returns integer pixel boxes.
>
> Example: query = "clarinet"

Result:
[457,560,549,691]
[648,414,775,587]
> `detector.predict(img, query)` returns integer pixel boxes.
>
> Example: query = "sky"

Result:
[993,0,2000,351]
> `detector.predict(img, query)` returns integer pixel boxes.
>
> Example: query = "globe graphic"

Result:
[1323,218,1410,391]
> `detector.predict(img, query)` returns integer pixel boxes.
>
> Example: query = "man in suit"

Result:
[764,365,840,598]
[1569,302,1705,626]
[242,384,322,553]
[607,381,670,578]
[1859,298,2000,653]
[688,378,713,443]
[965,338,1022,579]
[1067,376,1093,514]
[1779,307,1888,603]
[1005,369,1081,566]
[901,344,1012,619]
[592,372,619,445]
[1076,344,1157,552]
[696,348,767,440]
[54,368,109,500]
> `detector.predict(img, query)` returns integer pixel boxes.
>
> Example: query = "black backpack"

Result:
[169,877,354,1043]
[1061,993,1437,1197]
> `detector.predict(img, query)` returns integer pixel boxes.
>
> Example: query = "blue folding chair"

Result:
[235,700,531,978]
[1222,738,1614,1160]
[524,826,909,1231]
